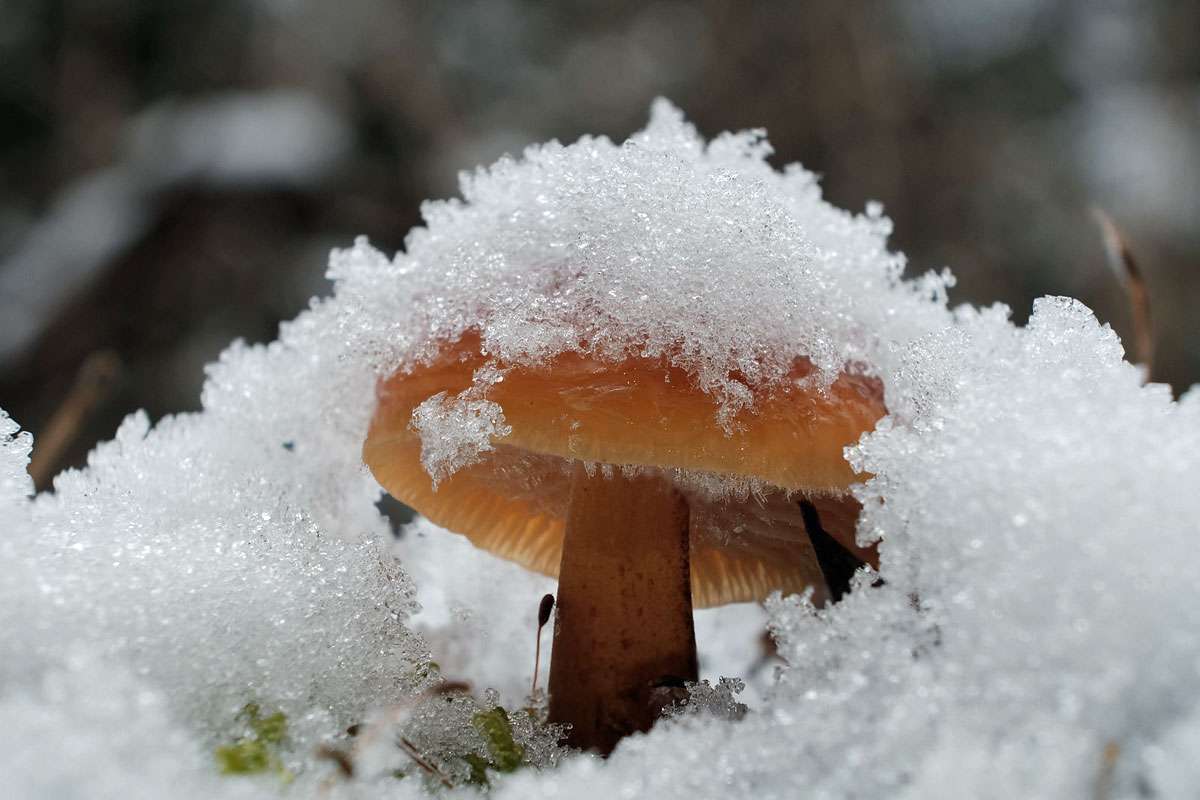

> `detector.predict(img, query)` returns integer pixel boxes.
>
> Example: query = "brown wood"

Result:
[547,464,697,754]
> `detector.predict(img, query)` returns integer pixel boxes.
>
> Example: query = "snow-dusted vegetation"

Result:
[2,102,1198,797]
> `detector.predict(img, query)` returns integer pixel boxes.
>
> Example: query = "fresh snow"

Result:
[2,101,1198,798]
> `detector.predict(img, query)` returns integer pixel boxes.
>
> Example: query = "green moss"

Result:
[215,739,275,774]
[249,708,288,745]
[404,660,442,687]
[215,703,292,781]
[214,696,544,790]
[462,753,491,786]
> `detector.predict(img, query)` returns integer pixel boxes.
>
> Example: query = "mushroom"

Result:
[364,332,885,754]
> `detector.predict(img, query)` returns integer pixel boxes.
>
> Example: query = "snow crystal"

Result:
[410,392,512,488]
[662,677,748,722]
[343,686,565,789]
[1,409,33,506]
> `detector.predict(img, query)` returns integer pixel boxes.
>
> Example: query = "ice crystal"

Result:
[0,409,33,505]
[340,686,565,791]
[663,677,749,722]
[410,392,512,488]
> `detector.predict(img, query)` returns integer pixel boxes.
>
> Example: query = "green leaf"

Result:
[471,707,524,773]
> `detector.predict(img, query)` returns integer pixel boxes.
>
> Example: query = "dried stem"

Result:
[397,736,454,789]
[28,350,121,490]
[1094,209,1154,377]
[340,680,469,786]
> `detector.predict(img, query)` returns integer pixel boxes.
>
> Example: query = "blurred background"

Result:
[2,0,1197,488]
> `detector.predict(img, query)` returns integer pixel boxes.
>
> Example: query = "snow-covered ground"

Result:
[2,101,1198,798]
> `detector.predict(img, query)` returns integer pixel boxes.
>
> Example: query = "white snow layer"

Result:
[2,101,1199,798]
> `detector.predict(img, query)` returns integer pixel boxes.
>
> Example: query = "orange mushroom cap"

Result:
[364,333,886,607]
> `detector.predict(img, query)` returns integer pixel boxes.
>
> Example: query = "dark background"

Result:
[2,0,1197,487]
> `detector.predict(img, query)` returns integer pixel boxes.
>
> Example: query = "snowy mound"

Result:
[3,102,1200,797]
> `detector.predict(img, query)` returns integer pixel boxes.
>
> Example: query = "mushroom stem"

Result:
[547,463,697,754]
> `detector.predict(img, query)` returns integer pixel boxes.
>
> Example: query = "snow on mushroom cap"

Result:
[334,99,952,481]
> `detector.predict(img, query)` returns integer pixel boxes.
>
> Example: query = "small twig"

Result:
[28,350,122,490]
[344,680,471,786]
[397,736,454,789]
[1093,209,1154,378]
[532,593,555,698]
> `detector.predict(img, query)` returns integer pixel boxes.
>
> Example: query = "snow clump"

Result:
[0,327,430,791]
